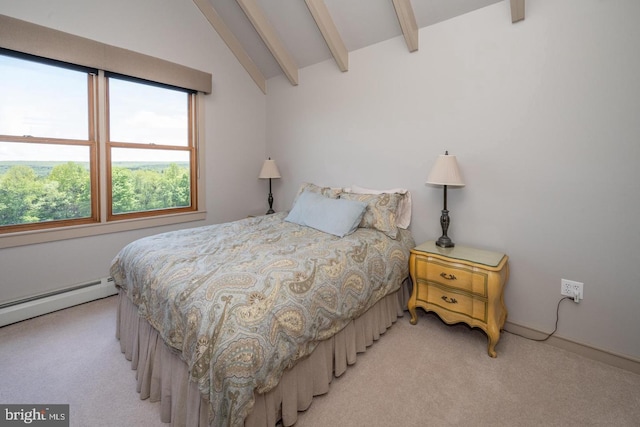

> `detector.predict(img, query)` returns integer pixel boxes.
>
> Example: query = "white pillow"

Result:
[346,185,412,229]
[285,190,367,237]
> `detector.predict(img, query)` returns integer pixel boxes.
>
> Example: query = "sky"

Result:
[0,53,189,163]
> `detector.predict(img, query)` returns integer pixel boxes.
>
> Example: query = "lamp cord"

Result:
[504,296,572,342]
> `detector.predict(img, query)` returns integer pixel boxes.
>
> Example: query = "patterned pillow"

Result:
[339,192,402,239]
[346,185,412,229]
[294,183,342,202]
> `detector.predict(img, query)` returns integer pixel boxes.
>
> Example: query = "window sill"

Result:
[0,211,207,249]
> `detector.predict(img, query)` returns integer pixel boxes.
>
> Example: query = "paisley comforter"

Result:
[110,212,414,426]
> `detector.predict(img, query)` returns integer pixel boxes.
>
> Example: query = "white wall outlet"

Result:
[561,279,584,302]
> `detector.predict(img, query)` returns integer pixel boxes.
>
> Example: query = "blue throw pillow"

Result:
[285,190,367,237]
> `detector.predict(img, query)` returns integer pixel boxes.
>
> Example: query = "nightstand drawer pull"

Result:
[440,272,457,280]
[441,295,458,304]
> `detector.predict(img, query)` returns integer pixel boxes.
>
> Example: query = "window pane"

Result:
[109,78,189,146]
[0,54,89,140]
[0,141,92,226]
[111,147,191,215]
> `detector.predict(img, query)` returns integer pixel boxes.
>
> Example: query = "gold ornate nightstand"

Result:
[408,241,509,357]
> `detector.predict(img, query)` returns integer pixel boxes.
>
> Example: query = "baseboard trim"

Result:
[504,321,640,375]
[0,278,118,328]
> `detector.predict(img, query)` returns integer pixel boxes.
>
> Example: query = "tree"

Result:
[111,167,137,214]
[132,169,162,211]
[47,162,91,219]
[0,165,44,226]
[0,162,192,225]
[158,163,190,208]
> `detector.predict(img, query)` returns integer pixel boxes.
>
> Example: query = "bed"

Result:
[111,184,415,426]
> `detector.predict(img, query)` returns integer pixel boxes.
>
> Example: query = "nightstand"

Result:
[408,241,509,357]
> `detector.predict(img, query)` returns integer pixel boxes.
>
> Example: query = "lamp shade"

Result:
[426,153,464,186]
[258,159,281,179]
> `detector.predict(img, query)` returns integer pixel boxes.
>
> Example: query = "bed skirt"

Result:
[116,279,411,427]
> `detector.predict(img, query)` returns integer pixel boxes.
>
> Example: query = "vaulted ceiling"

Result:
[193,0,525,93]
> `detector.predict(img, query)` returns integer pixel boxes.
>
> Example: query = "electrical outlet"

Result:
[561,279,584,302]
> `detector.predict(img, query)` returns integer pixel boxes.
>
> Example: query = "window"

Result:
[106,76,197,219]
[0,49,200,235]
[0,51,98,231]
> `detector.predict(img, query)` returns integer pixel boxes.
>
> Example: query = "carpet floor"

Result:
[1,296,639,426]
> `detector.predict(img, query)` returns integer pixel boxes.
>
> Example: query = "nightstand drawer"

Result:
[415,256,488,297]
[420,283,488,322]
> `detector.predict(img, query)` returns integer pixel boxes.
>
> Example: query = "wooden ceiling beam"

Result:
[192,0,266,94]
[305,0,348,72]
[510,0,525,23]
[236,0,299,86]
[392,0,419,52]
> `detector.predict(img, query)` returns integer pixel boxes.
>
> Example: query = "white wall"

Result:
[266,0,640,360]
[0,0,267,304]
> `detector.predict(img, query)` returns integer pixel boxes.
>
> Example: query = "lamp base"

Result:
[436,236,454,248]
[266,190,275,215]
[436,208,454,248]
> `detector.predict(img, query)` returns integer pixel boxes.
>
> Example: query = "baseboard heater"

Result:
[0,277,118,328]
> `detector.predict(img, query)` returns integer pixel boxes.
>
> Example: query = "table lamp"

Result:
[258,158,281,214]
[426,151,465,248]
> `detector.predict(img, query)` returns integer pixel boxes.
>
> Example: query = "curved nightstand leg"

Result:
[487,340,497,358]
[487,326,500,358]
[409,306,418,325]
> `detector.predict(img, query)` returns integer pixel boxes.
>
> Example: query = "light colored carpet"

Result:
[1,296,639,426]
